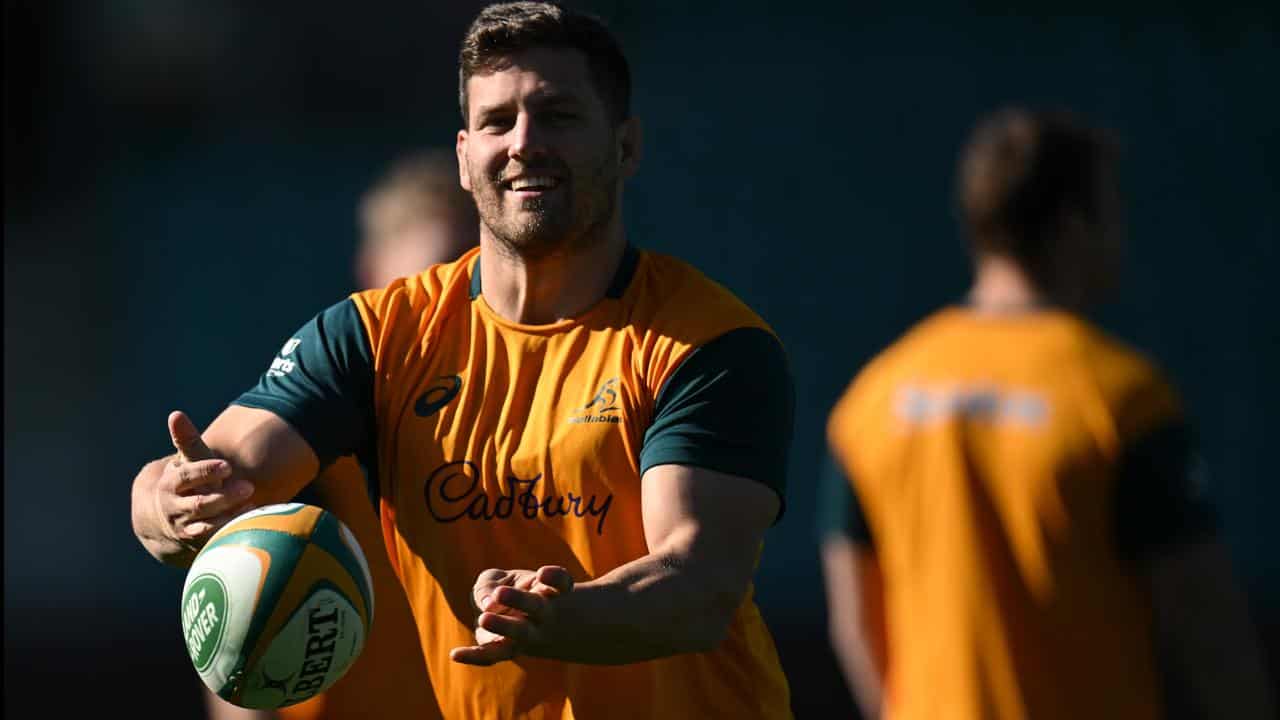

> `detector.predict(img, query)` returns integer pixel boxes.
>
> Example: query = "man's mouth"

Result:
[503,175,562,195]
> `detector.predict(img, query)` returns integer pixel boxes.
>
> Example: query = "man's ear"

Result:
[456,130,472,192]
[618,117,642,178]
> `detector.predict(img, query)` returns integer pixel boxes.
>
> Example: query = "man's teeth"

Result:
[510,176,557,190]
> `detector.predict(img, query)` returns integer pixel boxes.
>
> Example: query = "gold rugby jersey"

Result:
[825,307,1215,720]
[237,245,794,720]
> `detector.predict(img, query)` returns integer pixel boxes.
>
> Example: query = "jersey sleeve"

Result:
[1114,418,1219,565]
[816,447,874,547]
[233,298,376,469]
[639,327,793,520]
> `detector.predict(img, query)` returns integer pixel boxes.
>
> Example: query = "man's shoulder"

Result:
[1072,318,1168,383]
[618,250,787,405]
[627,250,774,343]
[350,248,478,334]
[1069,318,1183,437]
[850,309,958,386]
[827,308,962,442]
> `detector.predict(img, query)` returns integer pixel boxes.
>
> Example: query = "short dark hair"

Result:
[958,107,1119,267]
[458,1,631,126]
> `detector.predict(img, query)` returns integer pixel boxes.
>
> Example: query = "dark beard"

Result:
[473,156,618,262]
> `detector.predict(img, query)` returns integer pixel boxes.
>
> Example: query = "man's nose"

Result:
[508,113,548,161]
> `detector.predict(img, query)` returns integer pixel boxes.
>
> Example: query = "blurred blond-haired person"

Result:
[206,148,475,720]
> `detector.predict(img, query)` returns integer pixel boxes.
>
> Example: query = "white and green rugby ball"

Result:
[180,503,375,709]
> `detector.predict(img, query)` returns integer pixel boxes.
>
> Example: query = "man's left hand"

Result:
[450,565,574,666]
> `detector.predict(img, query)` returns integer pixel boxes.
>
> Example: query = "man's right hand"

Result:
[131,411,255,565]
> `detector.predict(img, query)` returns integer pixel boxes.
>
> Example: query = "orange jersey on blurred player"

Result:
[826,307,1202,720]
[819,107,1273,720]
[236,246,793,719]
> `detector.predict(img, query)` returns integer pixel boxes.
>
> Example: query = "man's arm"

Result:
[452,326,792,665]
[821,538,887,720]
[451,463,780,665]
[131,297,377,567]
[1147,540,1276,720]
[1114,416,1276,718]
[815,445,886,717]
[131,406,319,567]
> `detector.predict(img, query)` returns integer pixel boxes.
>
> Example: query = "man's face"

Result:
[457,47,633,260]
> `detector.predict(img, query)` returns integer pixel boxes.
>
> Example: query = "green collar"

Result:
[469,244,640,301]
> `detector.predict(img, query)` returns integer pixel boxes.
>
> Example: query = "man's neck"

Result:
[967,254,1048,314]
[478,230,627,325]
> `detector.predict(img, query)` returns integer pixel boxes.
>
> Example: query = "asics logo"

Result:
[415,375,463,417]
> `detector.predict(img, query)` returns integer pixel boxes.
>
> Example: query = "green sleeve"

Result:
[816,447,873,546]
[639,327,794,522]
[233,298,376,469]
[1115,419,1219,566]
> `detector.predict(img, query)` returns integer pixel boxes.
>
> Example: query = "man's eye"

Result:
[482,116,514,131]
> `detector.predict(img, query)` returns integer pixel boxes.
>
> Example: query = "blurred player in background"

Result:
[820,107,1276,720]
[354,148,481,289]
[134,2,794,718]
[205,149,476,720]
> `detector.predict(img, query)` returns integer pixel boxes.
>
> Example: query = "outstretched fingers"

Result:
[534,566,574,595]
[452,567,574,666]
[477,610,532,642]
[169,458,233,493]
[178,500,255,541]
[491,586,551,623]
[449,637,516,667]
[173,477,253,520]
[472,568,531,616]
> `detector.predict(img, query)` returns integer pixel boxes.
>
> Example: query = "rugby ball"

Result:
[180,503,375,709]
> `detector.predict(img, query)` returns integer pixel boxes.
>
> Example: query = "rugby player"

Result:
[133,3,794,718]
[821,107,1275,720]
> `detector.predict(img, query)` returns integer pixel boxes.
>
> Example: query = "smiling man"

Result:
[129,3,794,718]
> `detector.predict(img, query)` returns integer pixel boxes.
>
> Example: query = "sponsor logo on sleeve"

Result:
[266,338,302,378]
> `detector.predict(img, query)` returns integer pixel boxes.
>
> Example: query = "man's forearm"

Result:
[529,550,743,665]
[461,466,778,667]
[822,539,886,719]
